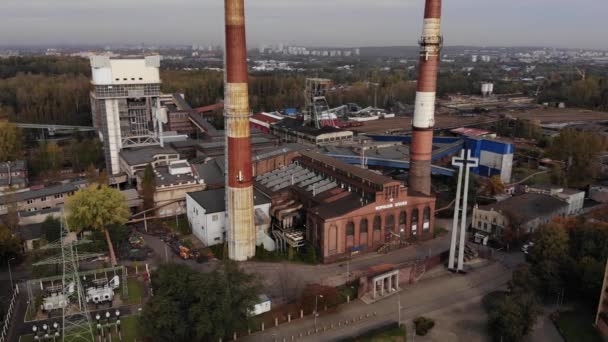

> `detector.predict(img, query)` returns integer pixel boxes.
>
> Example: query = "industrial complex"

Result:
[78,0,514,263]
[4,0,608,341]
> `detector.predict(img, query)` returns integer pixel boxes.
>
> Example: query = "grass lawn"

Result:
[127,277,144,304]
[166,215,190,235]
[120,315,141,341]
[20,315,141,342]
[554,308,603,342]
[351,323,407,342]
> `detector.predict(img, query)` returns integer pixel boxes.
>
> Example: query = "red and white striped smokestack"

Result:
[224,0,255,261]
[409,0,442,196]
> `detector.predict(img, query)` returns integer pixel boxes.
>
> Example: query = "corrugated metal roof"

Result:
[299,151,394,187]
[0,180,88,205]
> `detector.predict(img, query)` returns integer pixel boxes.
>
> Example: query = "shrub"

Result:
[482,291,508,313]
[298,284,340,313]
[413,316,435,336]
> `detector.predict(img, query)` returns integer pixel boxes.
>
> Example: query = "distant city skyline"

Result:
[1,0,606,50]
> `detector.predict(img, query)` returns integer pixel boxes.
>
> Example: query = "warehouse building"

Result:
[471,193,569,242]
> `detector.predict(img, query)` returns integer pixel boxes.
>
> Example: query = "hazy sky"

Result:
[1,0,606,49]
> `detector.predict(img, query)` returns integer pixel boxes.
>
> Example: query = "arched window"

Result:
[373,216,382,231]
[411,208,419,227]
[399,211,407,225]
[346,221,355,236]
[385,214,395,228]
[329,224,338,252]
[423,207,431,231]
[360,218,368,233]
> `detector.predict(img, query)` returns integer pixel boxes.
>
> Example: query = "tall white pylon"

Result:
[448,149,479,272]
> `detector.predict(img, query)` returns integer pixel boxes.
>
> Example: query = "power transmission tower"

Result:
[34,217,104,342]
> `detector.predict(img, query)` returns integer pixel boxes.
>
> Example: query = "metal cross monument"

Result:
[448,149,479,272]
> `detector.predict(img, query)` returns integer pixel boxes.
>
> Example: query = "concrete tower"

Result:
[89,56,162,175]
[409,0,443,196]
[224,0,256,261]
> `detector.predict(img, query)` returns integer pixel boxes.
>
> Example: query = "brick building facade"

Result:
[254,149,436,263]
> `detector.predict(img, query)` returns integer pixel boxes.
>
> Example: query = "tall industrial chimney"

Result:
[409,0,442,196]
[224,0,256,261]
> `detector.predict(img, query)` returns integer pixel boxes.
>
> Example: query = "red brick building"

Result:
[255,149,436,263]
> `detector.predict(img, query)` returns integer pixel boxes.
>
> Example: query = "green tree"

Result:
[480,175,506,197]
[141,163,156,210]
[548,129,605,185]
[66,185,130,266]
[42,216,62,243]
[0,122,21,162]
[529,223,570,296]
[0,224,21,264]
[4,190,19,230]
[488,292,542,342]
[564,222,608,304]
[509,264,540,295]
[141,262,260,342]
[34,141,63,176]
[68,137,104,172]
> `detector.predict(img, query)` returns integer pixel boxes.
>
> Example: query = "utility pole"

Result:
[8,257,15,289]
[314,294,323,330]
[346,257,350,284]
[143,212,148,233]
[397,292,401,327]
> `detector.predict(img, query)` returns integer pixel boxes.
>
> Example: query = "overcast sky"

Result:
[1,0,606,49]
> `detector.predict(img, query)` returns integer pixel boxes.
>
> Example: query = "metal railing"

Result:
[0,285,19,342]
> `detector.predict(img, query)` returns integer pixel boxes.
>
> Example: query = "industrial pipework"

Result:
[409,0,443,196]
[224,0,256,261]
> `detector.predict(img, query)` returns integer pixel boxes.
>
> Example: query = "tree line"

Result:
[0,121,103,176]
[485,218,608,341]
[0,73,92,125]
[540,74,608,111]
[141,262,260,341]
[2,56,606,130]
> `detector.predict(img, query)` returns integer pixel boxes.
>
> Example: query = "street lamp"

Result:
[8,257,15,290]
[314,294,323,330]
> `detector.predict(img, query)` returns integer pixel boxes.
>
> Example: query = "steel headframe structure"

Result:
[304,78,332,129]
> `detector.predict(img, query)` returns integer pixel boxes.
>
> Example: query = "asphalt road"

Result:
[243,261,513,341]
[137,223,453,304]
